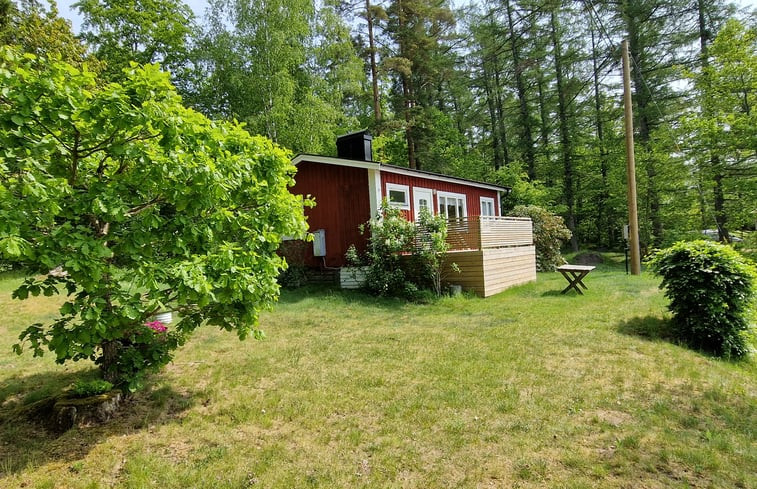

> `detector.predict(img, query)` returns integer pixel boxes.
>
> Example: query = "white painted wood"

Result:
[413,187,434,220]
[340,267,368,289]
[367,168,382,218]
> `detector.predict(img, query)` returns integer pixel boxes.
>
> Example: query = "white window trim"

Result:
[480,196,496,217]
[368,168,382,218]
[437,191,467,218]
[412,187,434,220]
[386,183,411,210]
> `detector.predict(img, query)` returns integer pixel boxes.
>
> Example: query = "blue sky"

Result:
[57,0,756,34]
[57,0,209,32]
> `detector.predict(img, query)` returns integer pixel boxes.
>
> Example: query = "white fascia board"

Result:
[367,168,382,218]
[292,154,381,171]
[379,165,506,193]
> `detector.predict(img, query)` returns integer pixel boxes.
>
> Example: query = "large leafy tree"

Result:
[1,0,98,68]
[685,19,757,238]
[191,0,363,155]
[75,0,195,87]
[0,47,308,389]
[383,0,460,170]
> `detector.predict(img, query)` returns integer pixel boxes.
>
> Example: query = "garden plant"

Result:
[0,47,308,390]
[346,203,453,298]
[648,240,756,358]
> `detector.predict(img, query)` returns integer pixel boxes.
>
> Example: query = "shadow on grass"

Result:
[277,284,340,304]
[540,289,568,297]
[278,284,441,309]
[0,369,194,477]
[616,315,676,342]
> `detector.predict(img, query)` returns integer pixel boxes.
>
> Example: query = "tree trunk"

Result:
[505,0,536,179]
[550,10,578,251]
[366,0,381,127]
[713,166,730,242]
[99,340,122,383]
[482,62,504,169]
[493,65,511,167]
[403,76,417,169]
[590,20,610,247]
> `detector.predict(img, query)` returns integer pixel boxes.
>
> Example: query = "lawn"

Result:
[1,263,755,488]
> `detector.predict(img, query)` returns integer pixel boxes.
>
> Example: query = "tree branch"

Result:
[125,197,164,217]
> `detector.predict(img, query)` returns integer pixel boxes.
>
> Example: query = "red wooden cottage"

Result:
[289,131,537,296]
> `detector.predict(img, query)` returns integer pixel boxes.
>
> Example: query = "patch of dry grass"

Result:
[1,268,755,488]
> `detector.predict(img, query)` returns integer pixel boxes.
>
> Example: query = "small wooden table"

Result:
[556,264,595,295]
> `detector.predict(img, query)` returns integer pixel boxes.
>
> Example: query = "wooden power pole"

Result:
[621,40,641,275]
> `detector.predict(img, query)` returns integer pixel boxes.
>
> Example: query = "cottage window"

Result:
[386,183,410,210]
[480,197,496,217]
[438,192,467,219]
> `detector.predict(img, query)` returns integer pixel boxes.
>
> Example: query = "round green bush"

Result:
[509,205,572,272]
[648,240,756,358]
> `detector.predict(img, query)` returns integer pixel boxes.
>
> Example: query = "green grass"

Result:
[1,265,755,488]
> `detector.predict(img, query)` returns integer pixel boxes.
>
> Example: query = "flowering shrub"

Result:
[509,205,572,271]
[145,321,168,333]
[347,202,453,298]
[347,203,416,296]
[97,320,185,392]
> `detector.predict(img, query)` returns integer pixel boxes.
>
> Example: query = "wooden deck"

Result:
[339,216,537,297]
[441,217,536,297]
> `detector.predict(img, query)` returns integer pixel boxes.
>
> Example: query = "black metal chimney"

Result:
[336,130,373,161]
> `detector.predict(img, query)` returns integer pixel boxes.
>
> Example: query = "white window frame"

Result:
[480,197,496,217]
[412,187,434,221]
[437,191,467,219]
[386,183,410,210]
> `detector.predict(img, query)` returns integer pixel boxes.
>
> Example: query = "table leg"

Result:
[559,271,584,295]
[577,272,589,290]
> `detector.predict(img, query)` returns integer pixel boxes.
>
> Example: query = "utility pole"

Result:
[622,40,641,275]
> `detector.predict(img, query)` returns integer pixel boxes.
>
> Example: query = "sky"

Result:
[56,0,209,32]
[57,0,757,34]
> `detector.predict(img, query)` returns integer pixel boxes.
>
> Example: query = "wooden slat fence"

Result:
[442,216,532,251]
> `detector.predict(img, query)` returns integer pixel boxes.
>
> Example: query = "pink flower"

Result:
[145,321,167,333]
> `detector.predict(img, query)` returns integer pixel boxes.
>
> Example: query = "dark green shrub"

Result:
[648,240,756,358]
[509,205,572,271]
[278,240,309,288]
[71,379,114,397]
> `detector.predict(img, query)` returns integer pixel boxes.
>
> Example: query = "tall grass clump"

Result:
[648,240,756,358]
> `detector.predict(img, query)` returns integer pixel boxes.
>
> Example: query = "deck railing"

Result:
[443,216,533,251]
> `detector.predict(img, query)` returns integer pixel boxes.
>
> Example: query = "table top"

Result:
[556,264,596,272]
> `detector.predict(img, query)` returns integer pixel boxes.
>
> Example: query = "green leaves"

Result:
[0,236,31,258]
[3,46,308,388]
[509,206,571,272]
[648,240,756,358]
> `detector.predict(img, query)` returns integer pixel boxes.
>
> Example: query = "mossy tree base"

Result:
[40,391,123,432]
[11,390,124,434]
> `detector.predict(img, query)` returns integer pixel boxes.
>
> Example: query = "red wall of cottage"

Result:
[380,172,500,220]
[290,160,502,269]
[290,161,371,267]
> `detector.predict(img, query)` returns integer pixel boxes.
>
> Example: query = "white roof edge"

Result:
[292,154,507,193]
[292,154,380,171]
[379,165,507,193]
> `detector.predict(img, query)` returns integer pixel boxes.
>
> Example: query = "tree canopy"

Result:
[0,46,309,389]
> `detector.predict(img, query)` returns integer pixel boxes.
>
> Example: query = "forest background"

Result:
[5,0,757,252]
